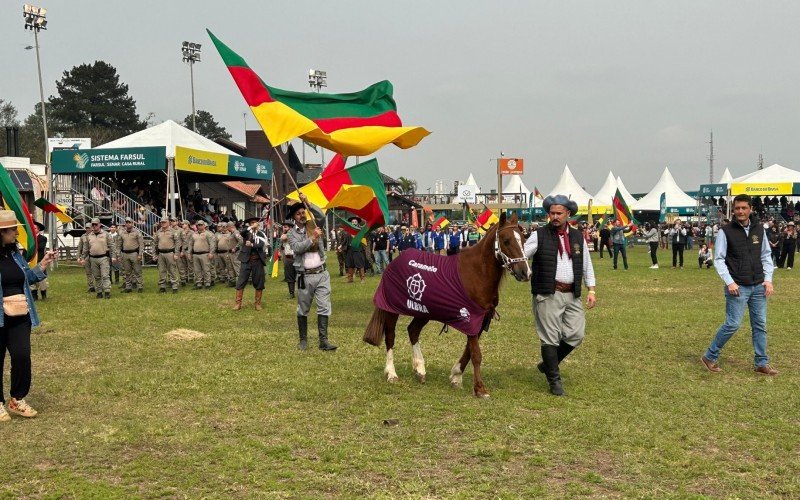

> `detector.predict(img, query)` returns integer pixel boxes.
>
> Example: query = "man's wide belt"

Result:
[121,249,139,254]
[90,253,109,258]
[555,281,574,293]
[158,249,174,253]
[304,264,326,275]
[193,251,208,255]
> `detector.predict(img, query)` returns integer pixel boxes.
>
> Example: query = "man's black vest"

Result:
[721,220,765,286]
[531,225,584,297]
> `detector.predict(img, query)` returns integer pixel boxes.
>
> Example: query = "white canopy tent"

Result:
[592,171,618,207]
[546,165,593,209]
[97,120,242,217]
[730,163,800,185]
[503,175,531,202]
[97,119,239,157]
[615,176,638,207]
[632,167,696,211]
[717,168,733,184]
[462,172,481,193]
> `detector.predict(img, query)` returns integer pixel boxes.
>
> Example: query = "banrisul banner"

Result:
[175,146,272,180]
[52,146,166,173]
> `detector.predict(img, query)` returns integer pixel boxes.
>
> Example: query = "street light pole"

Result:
[23,4,53,251]
[181,41,202,131]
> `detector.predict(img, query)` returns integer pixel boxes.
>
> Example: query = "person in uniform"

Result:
[225,221,243,286]
[233,217,267,310]
[286,197,337,351]
[189,220,216,289]
[177,220,194,286]
[153,218,180,293]
[117,217,144,293]
[523,195,597,396]
[216,222,240,287]
[81,218,117,299]
[279,220,296,298]
[76,223,96,293]
[214,224,229,285]
[107,223,121,286]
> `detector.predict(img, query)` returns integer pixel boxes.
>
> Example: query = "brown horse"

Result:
[363,211,530,398]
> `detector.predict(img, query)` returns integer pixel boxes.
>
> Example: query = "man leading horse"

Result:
[524,194,597,396]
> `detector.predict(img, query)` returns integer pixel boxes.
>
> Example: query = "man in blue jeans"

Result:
[701,194,778,375]
[610,219,632,270]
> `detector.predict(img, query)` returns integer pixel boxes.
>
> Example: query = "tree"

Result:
[18,103,48,163]
[48,61,146,137]
[181,110,231,140]
[397,176,418,195]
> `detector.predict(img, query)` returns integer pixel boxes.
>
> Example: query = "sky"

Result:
[3,1,800,195]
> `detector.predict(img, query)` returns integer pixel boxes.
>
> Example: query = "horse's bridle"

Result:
[493,226,528,271]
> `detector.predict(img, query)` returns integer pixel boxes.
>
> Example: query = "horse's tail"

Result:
[363,308,390,346]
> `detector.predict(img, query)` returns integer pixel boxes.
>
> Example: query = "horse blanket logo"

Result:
[373,249,488,336]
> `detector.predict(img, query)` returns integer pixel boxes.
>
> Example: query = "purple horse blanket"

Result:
[373,249,489,336]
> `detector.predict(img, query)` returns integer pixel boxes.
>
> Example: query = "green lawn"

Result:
[2,246,799,497]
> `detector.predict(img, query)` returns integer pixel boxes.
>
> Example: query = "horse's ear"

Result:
[510,211,518,224]
[499,211,507,226]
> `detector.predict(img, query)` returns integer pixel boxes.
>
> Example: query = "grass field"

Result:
[2,246,799,497]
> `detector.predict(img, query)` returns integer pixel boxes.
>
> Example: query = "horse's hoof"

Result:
[474,391,491,399]
[387,376,399,383]
[414,372,426,384]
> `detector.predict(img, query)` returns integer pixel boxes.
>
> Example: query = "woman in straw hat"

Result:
[0,210,55,421]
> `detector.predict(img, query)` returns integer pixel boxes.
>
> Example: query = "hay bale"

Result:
[165,329,207,340]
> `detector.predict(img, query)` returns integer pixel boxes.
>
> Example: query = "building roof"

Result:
[632,167,697,210]
[546,165,593,206]
[222,181,268,202]
[97,120,238,158]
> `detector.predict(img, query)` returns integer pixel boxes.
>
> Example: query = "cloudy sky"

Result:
[3,1,799,195]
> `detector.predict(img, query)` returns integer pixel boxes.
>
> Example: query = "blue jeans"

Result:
[612,243,627,269]
[704,284,769,367]
[373,250,389,273]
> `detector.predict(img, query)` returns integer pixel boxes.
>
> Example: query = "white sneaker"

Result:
[650,264,659,269]
[0,405,9,422]
[788,267,792,270]
[7,398,37,418]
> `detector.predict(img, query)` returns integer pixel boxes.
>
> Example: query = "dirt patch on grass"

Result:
[165,329,207,340]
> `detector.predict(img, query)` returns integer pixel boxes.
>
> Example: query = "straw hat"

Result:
[0,211,22,230]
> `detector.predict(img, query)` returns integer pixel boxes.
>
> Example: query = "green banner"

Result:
[175,146,272,180]
[699,183,728,196]
[52,146,166,173]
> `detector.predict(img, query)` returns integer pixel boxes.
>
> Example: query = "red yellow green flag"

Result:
[34,197,74,223]
[0,162,37,265]
[612,188,636,226]
[476,206,499,234]
[207,30,430,156]
[432,216,450,231]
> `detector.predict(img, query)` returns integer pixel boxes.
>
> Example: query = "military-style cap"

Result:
[227,221,236,227]
[84,223,92,229]
[182,219,190,224]
[124,217,134,223]
[160,217,169,223]
[169,216,177,221]
[90,218,101,224]
[196,220,207,226]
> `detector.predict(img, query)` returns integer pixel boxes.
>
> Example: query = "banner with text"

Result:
[175,146,272,181]
[497,158,524,175]
[52,146,166,173]
[729,182,793,196]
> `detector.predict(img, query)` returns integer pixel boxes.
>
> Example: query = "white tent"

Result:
[730,164,800,184]
[592,171,618,207]
[717,168,733,184]
[462,172,481,193]
[546,165,593,207]
[632,167,696,210]
[503,175,531,195]
[615,176,638,206]
[97,119,239,157]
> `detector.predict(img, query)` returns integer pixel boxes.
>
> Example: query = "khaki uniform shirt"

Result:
[189,231,216,255]
[118,227,144,257]
[153,228,180,253]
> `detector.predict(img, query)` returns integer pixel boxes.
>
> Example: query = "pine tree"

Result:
[181,110,231,140]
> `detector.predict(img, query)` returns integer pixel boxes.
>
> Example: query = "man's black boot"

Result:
[32,290,39,301]
[537,341,576,373]
[541,345,564,396]
[297,315,308,350]
[317,315,337,351]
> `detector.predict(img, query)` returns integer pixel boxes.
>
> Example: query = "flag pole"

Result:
[271,146,318,230]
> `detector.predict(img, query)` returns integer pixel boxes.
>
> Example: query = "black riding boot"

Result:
[288,281,295,299]
[297,315,308,350]
[32,290,39,301]
[537,340,576,373]
[317,315,337,351]
[114,270,120,283]
[541,345,564,396]
[40,290,47,300]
